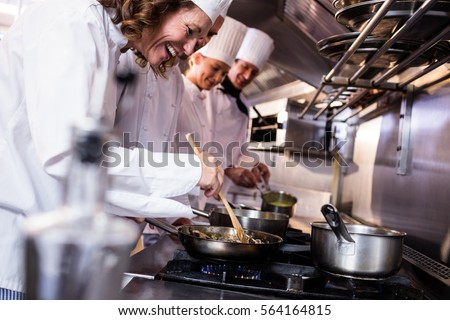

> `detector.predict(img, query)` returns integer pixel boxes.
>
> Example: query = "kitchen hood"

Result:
[228,0,350,104]
[229,0,450,114]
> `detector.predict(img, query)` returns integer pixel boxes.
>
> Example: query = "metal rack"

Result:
[299,0,450,123]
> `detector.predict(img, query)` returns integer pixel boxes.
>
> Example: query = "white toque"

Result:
[191,0,232,24]
[219,0,233,18]
[198,17,247,67]
[236,28,274,70]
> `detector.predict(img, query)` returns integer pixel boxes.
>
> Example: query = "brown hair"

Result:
[98,0,196,75]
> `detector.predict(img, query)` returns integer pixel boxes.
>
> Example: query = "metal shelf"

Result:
[300,0,450,123]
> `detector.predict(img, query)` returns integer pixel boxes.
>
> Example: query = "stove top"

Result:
[157,249,425,299]
[123,227,450,300]
[155,228,425,300]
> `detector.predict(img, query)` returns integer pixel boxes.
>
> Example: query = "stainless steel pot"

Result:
[311,204,406,279]
[192,207,290,238]
[145,218,283,264]
[261,191,297,217]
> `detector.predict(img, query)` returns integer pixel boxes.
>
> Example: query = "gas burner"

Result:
[284,228,311,245]
[201,264,262,280]
[156,248,426,300]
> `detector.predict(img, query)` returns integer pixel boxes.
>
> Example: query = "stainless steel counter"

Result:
[122,276,280,300]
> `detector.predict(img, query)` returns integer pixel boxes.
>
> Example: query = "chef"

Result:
[176,16,248,209]
[202,28,275,208]
[0,0,228,299]
[114,1,234,240]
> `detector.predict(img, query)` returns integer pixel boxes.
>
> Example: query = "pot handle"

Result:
[321,204,355,243]
[145,218,178,235]
[237,203,257,210]
[191,207,210,219]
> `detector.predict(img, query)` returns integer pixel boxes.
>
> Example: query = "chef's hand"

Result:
[225,166,258,188]
[251,162,271,183]
[126,217,145,224]
[171,217,192,226]
[196,151,224,198]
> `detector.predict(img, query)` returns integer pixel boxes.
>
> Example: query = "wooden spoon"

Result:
[185,133,248,243]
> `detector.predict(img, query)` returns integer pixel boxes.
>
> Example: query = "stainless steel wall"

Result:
[341,84,450,265]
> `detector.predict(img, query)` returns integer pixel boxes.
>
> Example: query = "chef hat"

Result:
[197,17,247,67]
[219,0,233,18]
[191,0,231,24]
[236,28,274,70]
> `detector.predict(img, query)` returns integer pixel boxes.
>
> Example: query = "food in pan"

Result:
[187,227,264,244]
[267,200,295,207]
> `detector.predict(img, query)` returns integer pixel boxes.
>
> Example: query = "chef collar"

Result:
[218,76,248,116]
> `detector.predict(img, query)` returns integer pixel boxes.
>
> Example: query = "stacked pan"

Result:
[317,1,450,71]
[333,0,450,40]
[318,32,449,69]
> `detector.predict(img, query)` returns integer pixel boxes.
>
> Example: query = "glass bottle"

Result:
[24,118,139,299]
[63,118,110,220]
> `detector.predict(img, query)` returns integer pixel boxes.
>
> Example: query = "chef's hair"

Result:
[99,0,195,75]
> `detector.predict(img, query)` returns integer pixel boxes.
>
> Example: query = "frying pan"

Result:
[192,207,290,238]
[145,218,283,264]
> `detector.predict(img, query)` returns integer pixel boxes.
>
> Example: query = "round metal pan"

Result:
[310,204,406,279]
[311,222,406,279]
[145,218,283,264]
[192,207,290,238]
[317,32,449,68]
[335,1,450,40]
[260,191,298,218]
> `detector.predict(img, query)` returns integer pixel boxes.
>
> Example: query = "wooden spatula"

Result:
[185,133,248,243]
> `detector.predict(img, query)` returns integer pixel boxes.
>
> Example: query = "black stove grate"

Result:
[403,245,450,286]
[157,249,424,300]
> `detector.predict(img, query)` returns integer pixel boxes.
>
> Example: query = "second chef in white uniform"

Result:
[202,28,275,208]
[176,17,248,209]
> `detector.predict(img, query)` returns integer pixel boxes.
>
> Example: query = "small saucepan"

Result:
[192,207,290,238]
[310,204,406,279]
[145,218,283,264]
[261,190,298,218]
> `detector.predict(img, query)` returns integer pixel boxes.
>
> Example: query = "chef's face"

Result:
[188,54,230,90]
[131,7,212,67]
[194,15,225,52]
[227,59,259,90]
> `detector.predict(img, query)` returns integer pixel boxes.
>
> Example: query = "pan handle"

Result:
[145,218,178,235]
[320,204,355,243]
[191,207,210,219]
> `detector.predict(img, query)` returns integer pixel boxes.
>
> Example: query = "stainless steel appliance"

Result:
[227,0,450,267]
[121,228,450,300]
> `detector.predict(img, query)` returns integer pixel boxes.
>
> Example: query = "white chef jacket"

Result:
[176,76,216,209]
[0,0,200,293]
[177,75,215,149]
[115,52,183,153]
[115,52,194,217]
[201,86,252,206]
[205,86,250,169]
